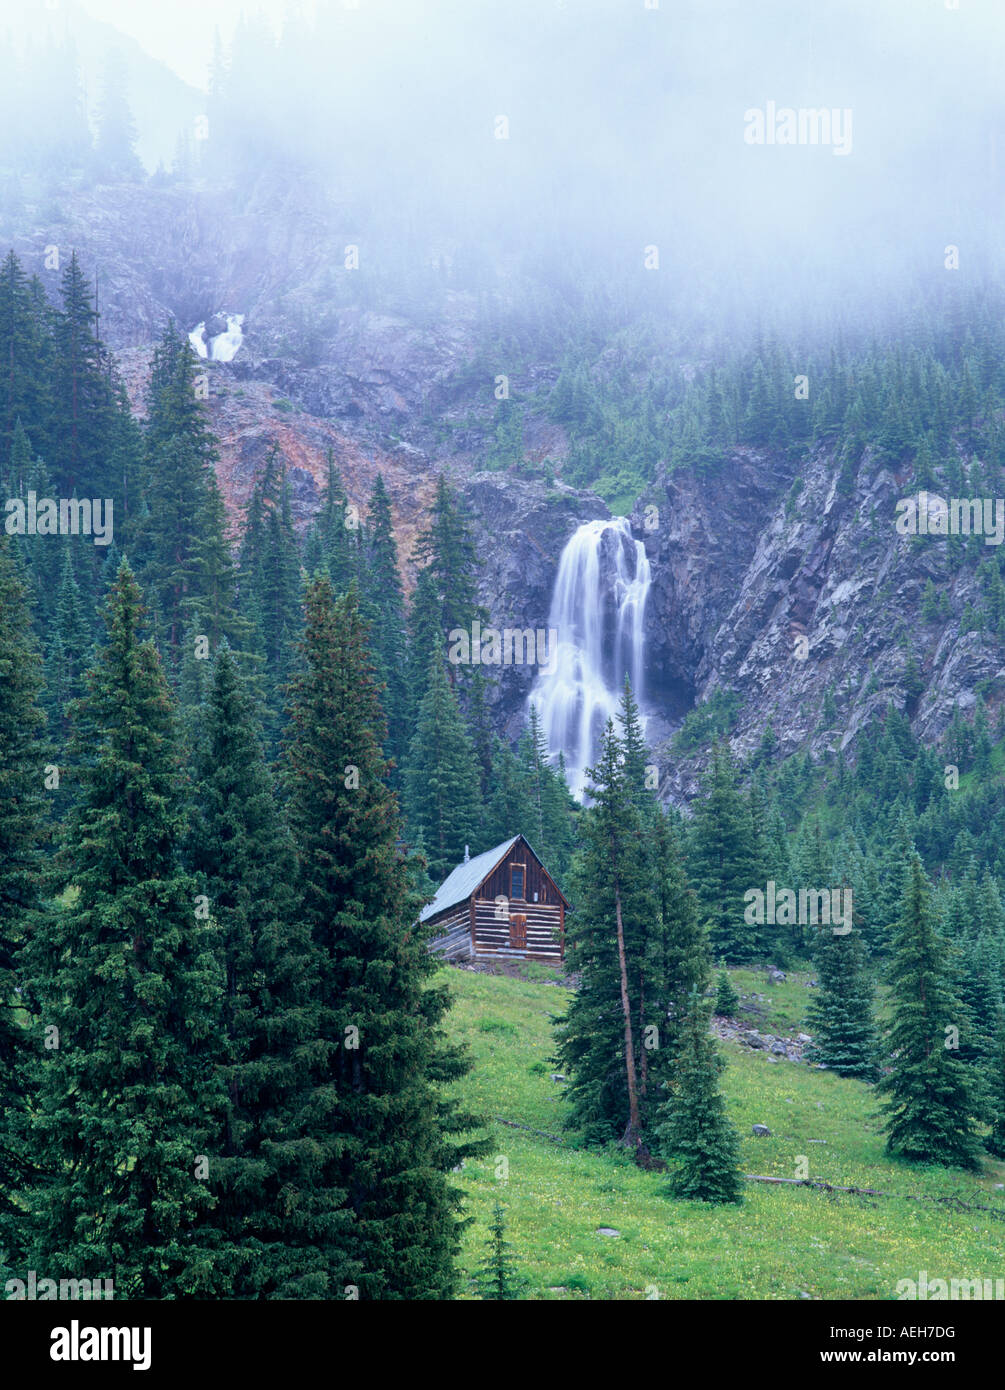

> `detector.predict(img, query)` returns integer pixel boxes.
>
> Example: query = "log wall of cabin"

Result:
[472,899,563,959]
[425,904,473,959]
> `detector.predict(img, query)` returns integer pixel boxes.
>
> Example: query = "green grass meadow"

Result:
[442,966,1005,1300]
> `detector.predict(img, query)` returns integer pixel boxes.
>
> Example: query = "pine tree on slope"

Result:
[361,473,409,780]
[986,1011,1005,1160]
[554,718,659,1156]
[688,742,770,963]
[878,853,982,1170]
[283,579,485,1298]
[475,1202,524,1300]
[26,561,224,1296]
[804,924,880,1081]
[187,646,346,1297]
[404,654,483,882]
[655,991,743,1204]
[0,540,49,1266]
[714,967,740,1018]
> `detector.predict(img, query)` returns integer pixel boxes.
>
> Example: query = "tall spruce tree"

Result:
[986,1010,1005,1160]
[45,549,92,738]
[302,451,359,594]
[519,702,577,882]
[0,255,53,465]
[878,854,982,1170]
[619,679,710,1077]
[137,321,247,676]
[51,253,116,498]
[688,742,770,963]
[404,654,483,882]
[406,474,484,717]
[804,925,880,1080]
[556,686,709,1158]
[186,646,346,1296]
[283,578,484,1298]
[26,561,225,1296]
[360,473,408,779]
[655,991,743,1204]
[0,540,48,1266]
[555,718,658,1157]
[93,50,143,181]
[239,451,303,746]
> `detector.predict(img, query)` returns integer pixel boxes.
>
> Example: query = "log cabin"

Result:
[420,835,569,963]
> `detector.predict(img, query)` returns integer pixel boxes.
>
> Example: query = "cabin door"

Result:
[509,913,527,949]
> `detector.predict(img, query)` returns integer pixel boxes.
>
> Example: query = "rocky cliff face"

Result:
[14,176,1002,796]
[635,446,1005,804]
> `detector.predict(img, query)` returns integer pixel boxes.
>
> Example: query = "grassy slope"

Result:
[442,965,1005,1300]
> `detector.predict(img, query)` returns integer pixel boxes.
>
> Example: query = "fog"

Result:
[2,0,1004,338]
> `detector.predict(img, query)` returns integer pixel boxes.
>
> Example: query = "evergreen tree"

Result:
[954,928,1002,1077]
[283,578,484,1298]
[475,1201,524,1300]
[361,474,408,778]
[518,702,576,882]
[51,252,116,498]
[714,966,740,1017]
[45,549,92,737]
[986,1010,1005,1160]
[485,736,527,846]
[655,991,743,1204]
[137,321,248,674]
[4,417,34,500]
[303,452,359,594]
[404,654,483,882]
[878,854,982,1170]
[407,474,484,714]
[804,926,880,1080]
[0,540,48,1264]
[555,719,652,1153]
[649,797,711,1065]
[688,743,769,963]
[556,684,709,1158]
[622,679,711,1099]
[93,50,143,181]
[186,647,341,1296]
[11,449,63,630]
[239,452,303,745]
[26,561,225,1296]
[0,255,52,464]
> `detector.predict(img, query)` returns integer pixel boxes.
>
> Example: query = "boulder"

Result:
[751,1124,772,1137]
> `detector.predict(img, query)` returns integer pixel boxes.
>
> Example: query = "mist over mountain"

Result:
[4,0,1005,772]
[4,0,1005,1325]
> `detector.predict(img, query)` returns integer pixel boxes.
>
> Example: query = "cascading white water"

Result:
[189,314,245,362]
[530,516,651,800]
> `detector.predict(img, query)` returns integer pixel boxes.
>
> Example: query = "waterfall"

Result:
[530,516,651,800]
[188,314,245,362]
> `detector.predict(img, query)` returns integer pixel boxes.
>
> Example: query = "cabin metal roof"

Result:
[419,837,520,923]
[419,834,572,922]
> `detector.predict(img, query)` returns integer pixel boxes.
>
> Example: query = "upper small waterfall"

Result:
[189,314,245,362]
[530,516,651,800]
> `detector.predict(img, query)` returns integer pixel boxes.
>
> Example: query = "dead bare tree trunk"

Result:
[614,879,642,1154]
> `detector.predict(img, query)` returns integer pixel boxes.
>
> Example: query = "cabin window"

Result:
[510,864,526,900]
